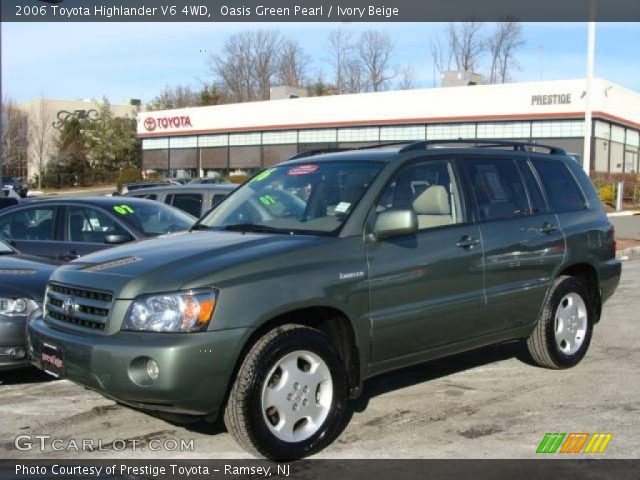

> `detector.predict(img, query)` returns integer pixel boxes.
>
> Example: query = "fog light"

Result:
[146,359,160,380]
[9,347,26,360]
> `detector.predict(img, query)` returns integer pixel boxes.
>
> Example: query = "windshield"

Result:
[113,201,195,236]
[198,161,383,235]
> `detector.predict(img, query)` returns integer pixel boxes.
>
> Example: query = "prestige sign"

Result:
[143,115,192,132]
[531,93,573,106]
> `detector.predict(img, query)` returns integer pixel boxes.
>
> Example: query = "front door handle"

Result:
[62,250,80,261]
[539,223,558,234]
[456,235,480,249]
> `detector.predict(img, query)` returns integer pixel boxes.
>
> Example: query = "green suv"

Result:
[28,140,620,459]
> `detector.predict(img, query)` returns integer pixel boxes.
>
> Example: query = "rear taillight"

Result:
[611,224,617,257]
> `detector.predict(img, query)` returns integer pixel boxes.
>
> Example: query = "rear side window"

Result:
[531,160,586,213]
[212,194,227,207]
[519,163,548,214]
[169,193,203,217]
[463,158,530,221]
[3,207,57,241]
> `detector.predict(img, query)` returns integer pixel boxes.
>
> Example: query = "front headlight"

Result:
[123,289,218,333]
[0,298,39,317]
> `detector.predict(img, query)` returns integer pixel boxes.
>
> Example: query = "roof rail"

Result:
[399,139,567,155]
[288,141,416,160]
[288,148,350,160]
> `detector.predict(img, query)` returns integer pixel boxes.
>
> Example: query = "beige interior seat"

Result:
[412,185,453,229]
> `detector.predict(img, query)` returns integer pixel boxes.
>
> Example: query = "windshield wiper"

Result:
[223,223,291,234]
[190,223,211,231]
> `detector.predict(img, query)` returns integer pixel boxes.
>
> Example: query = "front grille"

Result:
[45,282,114,332]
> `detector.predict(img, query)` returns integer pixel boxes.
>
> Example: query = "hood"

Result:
[51,230,325,298]
[0,253,61,301]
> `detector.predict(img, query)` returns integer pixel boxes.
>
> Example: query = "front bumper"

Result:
[28,316,252,417]
[0,314,29,371]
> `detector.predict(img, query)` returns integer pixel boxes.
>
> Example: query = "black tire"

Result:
[526,275,594,369]
[224,324,348,460]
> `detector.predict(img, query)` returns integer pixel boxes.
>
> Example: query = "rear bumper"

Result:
[28,317,252,417]
[600,258,622,305]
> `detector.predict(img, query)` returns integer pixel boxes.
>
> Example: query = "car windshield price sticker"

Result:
[287,165,319,176]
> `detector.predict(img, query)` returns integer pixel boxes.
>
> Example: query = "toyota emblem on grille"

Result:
[62,297,75,316]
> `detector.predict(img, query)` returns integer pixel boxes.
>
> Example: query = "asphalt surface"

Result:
[610,215,640,240]
[0,261,638,460]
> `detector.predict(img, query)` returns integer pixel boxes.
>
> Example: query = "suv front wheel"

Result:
[224,324,348,459]
[526,275,594,369]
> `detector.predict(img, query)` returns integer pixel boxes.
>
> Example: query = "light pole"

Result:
[583,1,596,177]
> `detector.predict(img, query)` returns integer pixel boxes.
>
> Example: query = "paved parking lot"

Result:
[0,260,638,460]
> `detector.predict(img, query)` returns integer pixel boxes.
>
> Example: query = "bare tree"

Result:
[28,99,52,189]
[1,97,29,178]
[326,28,355,93]
[276,39,310,88]
[343,57,367,94]
[447,22,485,72]
[397,65,416,90]
[488,19,525,83]
[147,84,200,110]
[430,36,453,76]
[210,30,282,102]
[252,30,282,100]
[210,32,256,102]
[358,30,396,92]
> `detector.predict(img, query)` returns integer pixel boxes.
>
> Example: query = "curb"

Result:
[617,246,640,261]
[607,210,640,217]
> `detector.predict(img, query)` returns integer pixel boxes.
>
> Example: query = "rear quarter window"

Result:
[532,159,587,213]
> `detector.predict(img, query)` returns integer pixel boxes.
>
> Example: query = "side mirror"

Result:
[104,234,131,245]
[373,210,418,239]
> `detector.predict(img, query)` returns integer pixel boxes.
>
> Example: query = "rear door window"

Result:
[531,159,587,213]
[462,158,530,221]
[168,193,203,217]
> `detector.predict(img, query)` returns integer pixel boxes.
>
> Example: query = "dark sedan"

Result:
[0,197,195,261]
[2,176,28,198]
[0,240,60,371]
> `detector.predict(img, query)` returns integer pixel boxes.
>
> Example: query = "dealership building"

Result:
[137,78,640,179]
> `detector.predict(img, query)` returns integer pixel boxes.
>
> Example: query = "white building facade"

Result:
[137,78,640,179]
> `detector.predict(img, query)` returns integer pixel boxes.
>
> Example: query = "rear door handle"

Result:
[456,235,480,249]
[539,223,558,234]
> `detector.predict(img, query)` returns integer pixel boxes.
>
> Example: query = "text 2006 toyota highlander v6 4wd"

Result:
[28,140,620,459]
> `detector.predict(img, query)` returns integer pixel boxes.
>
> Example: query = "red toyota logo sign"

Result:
[143,115,192,132]
[144,117,157,131]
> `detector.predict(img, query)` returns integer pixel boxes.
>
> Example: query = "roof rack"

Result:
[288,148,351,160]
[399,139,567,155]
[288,141,416,160]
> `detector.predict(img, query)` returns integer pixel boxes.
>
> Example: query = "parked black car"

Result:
[125,184,237,218]
[0,197,195,261]
[0,240,60,371]
[2,176,28,198]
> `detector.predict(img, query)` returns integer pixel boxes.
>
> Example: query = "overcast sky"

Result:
[1,22,639,104]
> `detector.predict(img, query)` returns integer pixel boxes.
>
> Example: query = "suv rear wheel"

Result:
[526,275,594,369]
[224,324,348,459]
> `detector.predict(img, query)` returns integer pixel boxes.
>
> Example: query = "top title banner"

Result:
[1,0,640,21]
